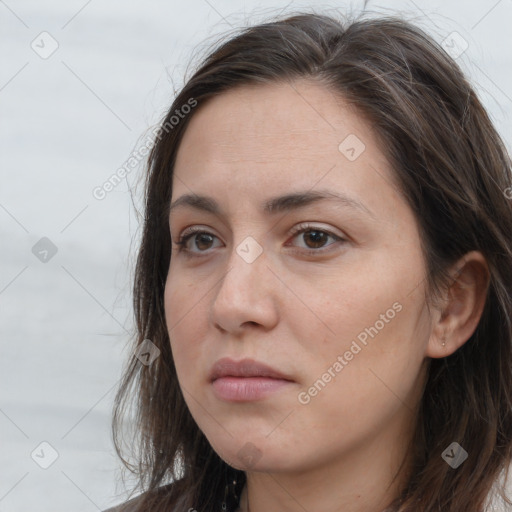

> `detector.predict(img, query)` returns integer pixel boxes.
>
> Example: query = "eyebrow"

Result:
[168,189,376,219]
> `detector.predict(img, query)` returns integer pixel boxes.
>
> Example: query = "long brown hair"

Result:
[111,9,512,511]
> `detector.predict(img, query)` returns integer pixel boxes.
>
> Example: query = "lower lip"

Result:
[211,377,292,402]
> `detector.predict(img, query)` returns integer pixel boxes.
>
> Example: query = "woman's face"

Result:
[164,80,434,475]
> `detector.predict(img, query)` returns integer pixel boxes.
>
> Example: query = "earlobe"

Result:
[426,251,490,359]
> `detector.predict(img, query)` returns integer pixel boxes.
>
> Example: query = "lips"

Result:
[209,357,295,402]
[209,357,294,382]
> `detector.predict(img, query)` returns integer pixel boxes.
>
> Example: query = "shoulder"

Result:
[102,481,181,512]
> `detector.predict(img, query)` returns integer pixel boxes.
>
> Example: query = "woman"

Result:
[105,9,512,512]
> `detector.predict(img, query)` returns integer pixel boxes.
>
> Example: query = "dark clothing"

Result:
[102,482,175,512]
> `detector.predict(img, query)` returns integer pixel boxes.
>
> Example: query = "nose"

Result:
[210,242,279,335]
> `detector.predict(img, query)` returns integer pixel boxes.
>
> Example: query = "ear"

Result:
[426,251,490,359]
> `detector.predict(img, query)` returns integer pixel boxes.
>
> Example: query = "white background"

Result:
[1,0,511,510]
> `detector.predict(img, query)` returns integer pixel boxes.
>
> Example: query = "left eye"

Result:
[288,224,344,251]
[174,224,345,257]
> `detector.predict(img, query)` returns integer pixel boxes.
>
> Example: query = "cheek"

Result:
[291,311,427,459]
[303,291,427,416]
[293,273,406,358]
[294,255,428,405]
[164,277,205,379]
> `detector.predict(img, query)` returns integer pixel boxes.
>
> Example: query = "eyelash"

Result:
[173,223,346,259]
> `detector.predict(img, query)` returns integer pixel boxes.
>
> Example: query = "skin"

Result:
[164,79,489,512]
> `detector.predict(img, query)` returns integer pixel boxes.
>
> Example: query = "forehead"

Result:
[172,80,402,221]
[175,80,378,165]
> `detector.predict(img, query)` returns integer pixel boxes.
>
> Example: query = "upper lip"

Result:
[209,357,294,382]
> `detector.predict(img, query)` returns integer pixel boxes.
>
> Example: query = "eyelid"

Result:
[173,222,347,257]
[175,222,345,241]
[175,224,218,243]
[288,222,346,241]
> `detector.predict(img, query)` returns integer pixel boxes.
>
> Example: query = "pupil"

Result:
[197,233,213,250]
[306,230,326,248]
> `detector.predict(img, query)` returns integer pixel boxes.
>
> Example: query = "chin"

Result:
[209,435,293,473]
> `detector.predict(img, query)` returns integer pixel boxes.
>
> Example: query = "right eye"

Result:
[174,228,222,257]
